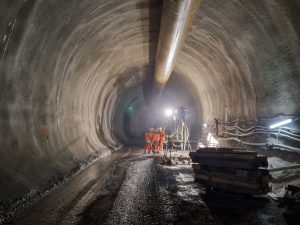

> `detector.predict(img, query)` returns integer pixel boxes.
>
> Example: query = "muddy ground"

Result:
[8,149,288,225]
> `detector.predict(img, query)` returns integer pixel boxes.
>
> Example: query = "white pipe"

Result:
[223,131,300,142]
[219,137,266,146]
[224,126,300,138]
[219,137,300,153]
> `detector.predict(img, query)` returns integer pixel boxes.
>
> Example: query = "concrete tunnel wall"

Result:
[0,0,299,202]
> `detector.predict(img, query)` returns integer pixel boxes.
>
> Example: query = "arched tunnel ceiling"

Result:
[0,0,299,201]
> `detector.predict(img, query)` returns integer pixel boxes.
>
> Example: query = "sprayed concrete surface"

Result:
[6,149,287,225]
[0,0,300,207]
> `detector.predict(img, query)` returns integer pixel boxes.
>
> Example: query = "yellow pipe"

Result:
[152,0,202,97]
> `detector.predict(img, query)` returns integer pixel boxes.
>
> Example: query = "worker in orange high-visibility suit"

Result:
[153,129,160,153]
[149,128,154,151]
[144,129,152,154]
[159,127,166,151]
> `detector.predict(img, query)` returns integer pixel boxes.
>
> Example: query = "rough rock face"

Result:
[0,0,299,202]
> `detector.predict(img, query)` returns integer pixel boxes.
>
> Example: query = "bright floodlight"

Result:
[165,109,173,117]
[207,132,218,147]
[269,119,292,129]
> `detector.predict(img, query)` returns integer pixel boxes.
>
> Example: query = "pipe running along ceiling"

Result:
[152,0,201,96]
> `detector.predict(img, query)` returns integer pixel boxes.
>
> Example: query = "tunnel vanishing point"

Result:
[0,0,300,211]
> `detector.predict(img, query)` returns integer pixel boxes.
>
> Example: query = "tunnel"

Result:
[0,0,300,224]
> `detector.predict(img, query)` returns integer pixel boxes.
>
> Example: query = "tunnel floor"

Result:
[10,149,287,225]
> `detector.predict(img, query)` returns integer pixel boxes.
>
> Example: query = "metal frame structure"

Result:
[169,106,191,150]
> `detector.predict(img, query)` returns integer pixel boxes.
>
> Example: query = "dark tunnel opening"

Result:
[112,70,203,147]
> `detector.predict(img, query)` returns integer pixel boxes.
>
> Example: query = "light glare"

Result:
[269,119,292,129]
[165,109,173,117]
[207,132,218,146]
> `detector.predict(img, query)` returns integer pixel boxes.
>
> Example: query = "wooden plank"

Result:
[193,164,269,176]
[195,150,257,156]
[236,170,249,177]
[190,155,260,164]
[211,176,260,189]
[236,168,269,177]
[210,171,261,182]
[196,148,257,155]
[191,152,257,160]
[190,155,267,168]
[194,174,259,190]
[193,170,265,184]
[193,169,266,183]
[191,158,257,169]
[194,174,270,194]
[190,152,265,162]
[210,181,268,195]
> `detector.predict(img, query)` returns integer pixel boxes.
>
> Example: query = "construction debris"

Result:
[277,185,300,225]
[189,147,270,195]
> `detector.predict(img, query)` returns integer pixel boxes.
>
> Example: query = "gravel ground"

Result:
[8,149,289,225]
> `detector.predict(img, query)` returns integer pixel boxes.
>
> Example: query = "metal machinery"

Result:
[168,106,191,150]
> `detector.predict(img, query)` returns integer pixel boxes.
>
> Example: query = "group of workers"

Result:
[144,127,167,154]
